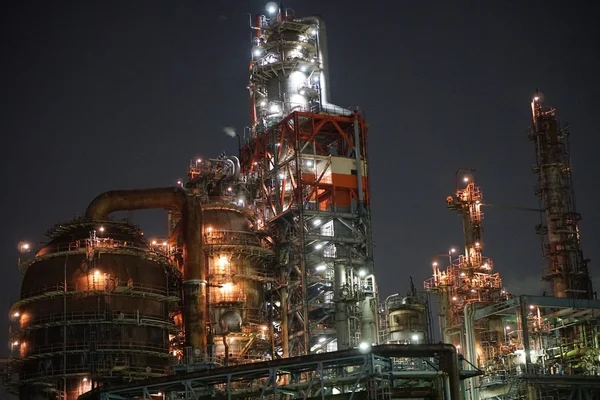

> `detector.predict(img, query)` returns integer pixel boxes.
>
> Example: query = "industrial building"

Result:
[3,3,599,400]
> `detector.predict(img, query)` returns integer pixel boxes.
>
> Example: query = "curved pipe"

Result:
[85,187,207,354]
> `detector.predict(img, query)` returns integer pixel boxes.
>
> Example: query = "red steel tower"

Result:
[529,91,592,299]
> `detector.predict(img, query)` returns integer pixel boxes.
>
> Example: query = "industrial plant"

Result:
[4,2,599,400]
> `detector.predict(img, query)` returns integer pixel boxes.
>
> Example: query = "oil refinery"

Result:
[3,2,599,400]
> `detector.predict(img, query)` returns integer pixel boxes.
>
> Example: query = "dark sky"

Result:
[1,0,599,356]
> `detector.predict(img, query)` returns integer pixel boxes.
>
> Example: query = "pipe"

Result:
[84,187,207,356]
[360,296,377,345]
[353,113,364,213]
[334,262,349,350]
[295,15,352,116]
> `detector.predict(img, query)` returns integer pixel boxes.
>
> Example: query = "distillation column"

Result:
[529,91,592,299]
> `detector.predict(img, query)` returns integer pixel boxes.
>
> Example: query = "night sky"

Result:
[1,0,599,362]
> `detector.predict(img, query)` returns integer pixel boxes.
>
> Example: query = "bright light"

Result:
[196,158,202,163]
[227,187,232,192]
[99,226,105,232]
[18,242,31,253]
[238,199,244,206]
[151,240,157,245]
[270,104,280,113]
[13,312,19,318]
[221,282,233,290]
[306,160,313,167]
[162,241,167,246]
[319,337,326,343]
[505,325,511,330]
[460,272,466,277]
[253,48,262,57]
[452,296,457,301]
[359,342,370,352]
[529,305,535,310]
[83,377,88,382]
[358,269,367,278]
[300,65,307,72]
[315,263,326,271]
[12,341,19,346]
[482,263,489,268]
[411,334,419,341]
[314,243,323,250]
[533,96,539,101]
[278,173,285,180]
[177,180,182,185]
[207,226,213,232]
[259,101,266,107]
[312,219,321,226]
[450,248,456,253]
[310,28,317,35]
[475,242,480,247]
[432,261,438,267]
[261,325,268,331]
[463,177,469,182]
[94,270,100,276]
[266,2,278,14]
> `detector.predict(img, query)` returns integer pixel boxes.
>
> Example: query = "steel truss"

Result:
[241,110,374,357]
[79,344,460,400]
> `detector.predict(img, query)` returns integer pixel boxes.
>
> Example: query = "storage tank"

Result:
[200,204,274,364]
[8,220,180,399]
[385,280,430,344]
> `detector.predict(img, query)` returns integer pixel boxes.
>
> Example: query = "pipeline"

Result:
[80,344,460,400]
[85,187,207,355]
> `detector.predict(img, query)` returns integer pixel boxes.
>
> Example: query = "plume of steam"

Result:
[223,126,236,137]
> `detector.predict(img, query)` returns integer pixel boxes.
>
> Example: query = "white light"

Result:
[463,177,469,182]
[482,263,489,268]
[319,337,326,342]
[315,263,326,271]
[196,158,202,163]
[227,187,232,192]
[300,65,307,72]
[266,2,278,14]
[270,104,280,113]
[359,342,370,352]
[13,341,19,346]
[452,296,457,301]
[432,261,438,267]
[177,180,182,185]
[450,248,456,253]
[312,219,321,226]
[259,101,266,107]
[151,240,157,245]
[533,96,539,101]
[278,173,285,179]
[505,325,511,330]
[94,270,100,276]
[238,199,244,206]
[83,377,88,382]
[221,282,233,290]
[310,28,317,35]
[358,269,367,277]
[162,241,167,246]
[253,48,261,57]
[99,226,105,232]
[306,160,313,167]
[475,242,480,247]
[411,334,419,341]
[314,243,323,250]
[299,90,305,95]
[529,305,535,310]
[13,312,19,318]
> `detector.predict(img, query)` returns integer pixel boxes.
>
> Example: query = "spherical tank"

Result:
[203,204,273,362]
[9,220,180,399]
[388,297,427,344]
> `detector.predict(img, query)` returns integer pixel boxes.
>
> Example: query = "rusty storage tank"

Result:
[8,219,180,400]
[202,203,274,364]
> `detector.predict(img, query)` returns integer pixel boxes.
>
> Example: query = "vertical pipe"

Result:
[181,197,207,356]
[280,284,289,358]
[520,296,533,373]
[353,113,365,212]
[360,296,376,345]
[334,263,349,349]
